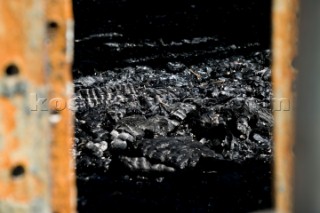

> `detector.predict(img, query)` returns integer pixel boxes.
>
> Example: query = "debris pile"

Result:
[75,45,272,174]
[73,1,272,212]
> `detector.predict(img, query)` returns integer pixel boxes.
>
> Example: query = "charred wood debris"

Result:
[73,35,273,176]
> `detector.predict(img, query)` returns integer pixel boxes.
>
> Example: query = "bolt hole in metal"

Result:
[11,165,25,178]
[47,21,59,40]
[5,64,19,76]
[48,21,59,31]
[50,109,60,114]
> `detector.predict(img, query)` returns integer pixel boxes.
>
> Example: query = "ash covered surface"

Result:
[73,0,272,212]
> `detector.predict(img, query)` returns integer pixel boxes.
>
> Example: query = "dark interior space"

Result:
[72,0,273,212]
[73,0,271,75]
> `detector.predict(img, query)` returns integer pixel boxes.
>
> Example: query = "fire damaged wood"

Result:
[74,45,273,212]
[75,48,273,169]
[73,0,272,212]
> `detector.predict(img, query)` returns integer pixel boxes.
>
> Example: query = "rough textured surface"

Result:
[74,46,273,212]
[0,1,51,212]
[46,0,76,212]
[273,0,298,212]
[73,0,272,212]
[74,49,273,172]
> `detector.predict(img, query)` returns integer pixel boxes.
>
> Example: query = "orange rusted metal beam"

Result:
[46,0,76,213]
[0,0,76,212]
[272,0,298,212]
[0,0,51,212]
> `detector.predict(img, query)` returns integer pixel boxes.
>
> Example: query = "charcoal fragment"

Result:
[118,132,135,143]
[251,133,269,144]
[135,137,219,170]
[111,139,127,150]
[119,156,175,172]
[167,62,186,73]
[74,45,273,173]
[86,141,108,157]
